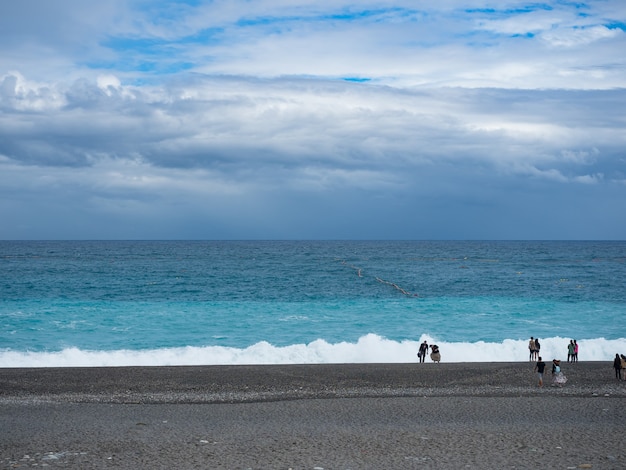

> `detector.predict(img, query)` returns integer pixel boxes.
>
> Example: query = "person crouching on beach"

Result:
[430,344,441,363]
[534,356,546,387]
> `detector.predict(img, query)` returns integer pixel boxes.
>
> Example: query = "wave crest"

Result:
[2,334,625,367]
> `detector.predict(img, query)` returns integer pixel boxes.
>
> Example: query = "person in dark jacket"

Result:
[534,356,546,387]
[417,341,428,363]
[614,354,623,380]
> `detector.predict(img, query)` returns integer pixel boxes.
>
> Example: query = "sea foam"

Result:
[1,334,624,368]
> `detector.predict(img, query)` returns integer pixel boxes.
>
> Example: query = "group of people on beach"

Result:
[529,337,581,382]
[531,339,583,388]
[534,357,568,387]
[567,339,579,362]
[613,354,626,380]
[530,337,580,362]
[528,336,541,360]
[417,341,440,363]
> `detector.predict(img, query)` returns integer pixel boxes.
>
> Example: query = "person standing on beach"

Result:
[568,340,575,363]
[534,356,546,387]
[574,340,578,362]
[534,338,540,361]
[614,354,622,380]
[529,337,536,361]
[417,341,428,363]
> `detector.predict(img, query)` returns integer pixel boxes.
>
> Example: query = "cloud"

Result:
[2,1,625,88]
[542,25,624,47]
[0,1,625,239]
[475,8,561,36]
[1,72,622,187]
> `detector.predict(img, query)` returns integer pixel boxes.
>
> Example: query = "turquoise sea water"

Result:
[1,240,625,366]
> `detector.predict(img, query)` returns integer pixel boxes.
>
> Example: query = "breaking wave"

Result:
[2,334,625,368]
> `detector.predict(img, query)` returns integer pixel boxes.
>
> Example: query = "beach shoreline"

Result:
[1,361,624,403]
[2,362,625,469]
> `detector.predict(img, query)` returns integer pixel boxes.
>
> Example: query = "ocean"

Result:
[1,240,625,367]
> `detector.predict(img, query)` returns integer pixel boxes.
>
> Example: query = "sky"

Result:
[0,1,625,240]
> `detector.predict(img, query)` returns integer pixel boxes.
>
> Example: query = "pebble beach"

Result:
[1,362,625,469]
